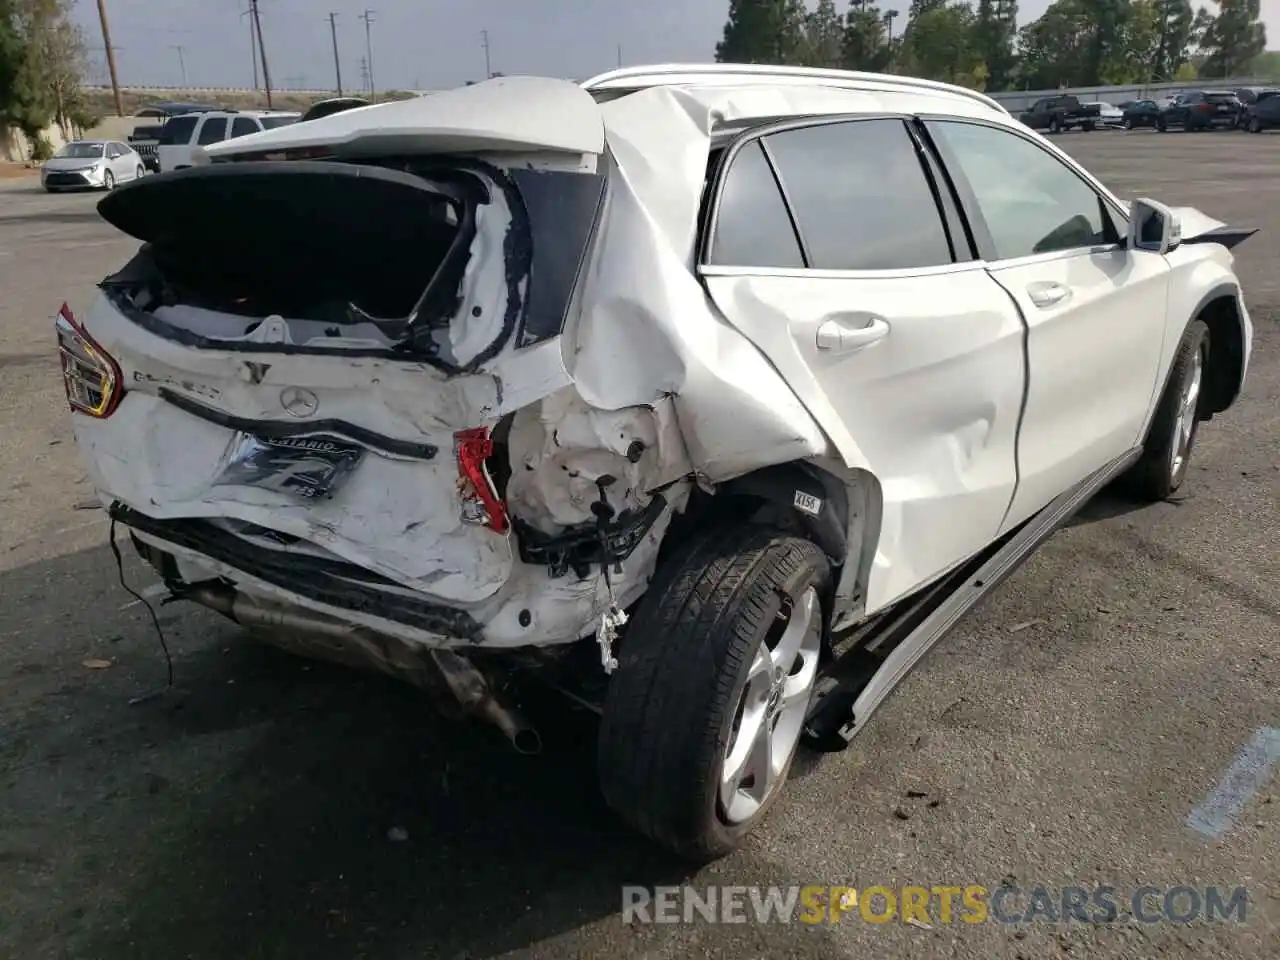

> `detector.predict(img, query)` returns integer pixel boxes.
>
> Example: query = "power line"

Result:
[359,9,376,100]
[327,12,343,96]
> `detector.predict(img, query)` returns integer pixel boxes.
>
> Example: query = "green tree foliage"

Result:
[843,0,891,70]
[899,2,982,84]
[716,0,810,64]
[1195,0,1266,78]
[1,0,87,140]
[1150,0,1196,80]
[972,0,1017,89]
[805,0,846,67]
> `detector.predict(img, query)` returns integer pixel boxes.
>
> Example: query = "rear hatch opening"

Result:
[96,159,530,372]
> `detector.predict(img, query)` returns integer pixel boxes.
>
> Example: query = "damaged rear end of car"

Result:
[58,78,706,752]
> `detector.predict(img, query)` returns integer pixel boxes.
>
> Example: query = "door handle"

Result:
[815,314,890,353]
[1026,280,1071,308]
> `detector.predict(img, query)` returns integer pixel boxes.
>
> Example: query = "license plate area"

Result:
[214,433,366,500]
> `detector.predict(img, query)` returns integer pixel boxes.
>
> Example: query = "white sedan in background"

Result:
[1083,100,1125,127]
[41,140,147,192]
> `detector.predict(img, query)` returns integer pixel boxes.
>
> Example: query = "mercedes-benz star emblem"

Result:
[280,387,319,418]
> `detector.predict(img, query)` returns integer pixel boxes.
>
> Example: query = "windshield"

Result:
[55,142,104,160]
[260,116,299,130]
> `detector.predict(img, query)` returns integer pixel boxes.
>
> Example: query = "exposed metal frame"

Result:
[580,63,1006,116]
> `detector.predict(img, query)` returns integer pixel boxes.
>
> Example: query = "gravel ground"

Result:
[0,130,1276,960]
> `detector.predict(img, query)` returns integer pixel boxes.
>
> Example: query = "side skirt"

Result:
[802,446,1143,751]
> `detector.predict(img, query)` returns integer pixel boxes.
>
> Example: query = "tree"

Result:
[899,2,983,84]
[1151,0,1195,81]
[1017,0,1151,87]
[972,0,1017,89]
[805,0,845,67]
[2,0,88,143]
[844,0,891,71]
[1194,0,1266,78]
[716,0,809,64]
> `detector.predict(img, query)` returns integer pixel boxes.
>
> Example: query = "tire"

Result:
[1122,320,1209,502]
[597,524,831,862]
[102,170,115,190]
[1124,117,1134,130]
[1083,121,1096,132]
[136,164,146,179]
[1048,116,1060,134]
[1157,119,1167,132]
[1251,117,1262,133]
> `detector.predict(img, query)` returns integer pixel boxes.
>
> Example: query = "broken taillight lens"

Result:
[455,427,509,534]
[55,302,125,419]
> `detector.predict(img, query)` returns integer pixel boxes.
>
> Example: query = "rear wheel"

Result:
[1083,121,1096,132]
[1157,118,1167,132]
[1048,116,1060,134]
[597,525,830,862]
[1122,319,1209,502]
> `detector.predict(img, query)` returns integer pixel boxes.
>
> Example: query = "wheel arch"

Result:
[1191,284,1247,416]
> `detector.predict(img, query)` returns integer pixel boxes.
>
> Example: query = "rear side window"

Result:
[196,118,229,145]
[157,115,198,145]
[260,116,298,130]
[706,140,804,268]
[230,117,260,138]
[763,118,953,270]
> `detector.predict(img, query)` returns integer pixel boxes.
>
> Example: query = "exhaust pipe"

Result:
[183,583,542,755]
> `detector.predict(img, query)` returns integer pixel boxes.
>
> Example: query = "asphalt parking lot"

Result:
[1,130,1277,960]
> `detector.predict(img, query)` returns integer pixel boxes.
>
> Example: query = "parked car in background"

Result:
[1244,91,1280,131]
[1237,88,1280,130]
[1118,99,1163,129]
[129,102,220,172]
[1018,93,1101,132]
[155,110,301,172]
[1158,90,1241,131]
[300,96,371,122]
[58,65,1256,862]
[41,140,146,192]
[1083,100,1124,127]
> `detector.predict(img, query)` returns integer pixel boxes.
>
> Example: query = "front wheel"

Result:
[597,525,830,862]
[1124,117,1134,130]
[136,164,146,179]
[1122,319,1209,502]
[102,170,115,190]
[1251,117,1263,133]
[1048,116,1060,134]
[1083,121,1096,132]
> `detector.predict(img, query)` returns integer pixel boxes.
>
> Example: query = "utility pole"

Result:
[359,56,370,95]
[171,45,187,87]
[327,12,343,95]
[94,0,123,117]
[481,28,491,79]
[249,0,273,108]
[617,44,622,68]
[359,9,376,100]
[241,9,258,89]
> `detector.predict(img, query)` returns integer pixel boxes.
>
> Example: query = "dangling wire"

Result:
[108,514,174,696]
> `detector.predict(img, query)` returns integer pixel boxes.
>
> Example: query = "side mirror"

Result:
[1129,197,1181,254]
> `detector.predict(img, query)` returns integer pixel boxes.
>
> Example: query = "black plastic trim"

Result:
[720,462,850,562]
[157,387,439,461]
[515,494,667,579]
[112,502,484,641]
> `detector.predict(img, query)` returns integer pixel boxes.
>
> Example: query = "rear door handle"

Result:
[1026,281,1071,308]
[815,314,890,353]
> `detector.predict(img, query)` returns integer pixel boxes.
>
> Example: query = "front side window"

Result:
[196,118,228,145]
[927,120,1114,261]
[763,118,953,270]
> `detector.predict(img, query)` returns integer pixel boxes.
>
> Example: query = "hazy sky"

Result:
[76,0,1280,92]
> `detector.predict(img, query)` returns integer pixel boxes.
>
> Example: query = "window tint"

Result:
[260,115,299,130]
[157,115,199,145]
[230,117,260,138]
[706,140,804,268]
[196,118,228,145]
[928,120,1112,261]
[763,118,952,270]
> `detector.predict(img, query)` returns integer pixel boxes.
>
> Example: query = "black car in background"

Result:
[1017,94,1102,132]
[1245,91,1280,131]
[1236,88,1280,130]
[1117,99,1163,129]
[1158,90,1242,131]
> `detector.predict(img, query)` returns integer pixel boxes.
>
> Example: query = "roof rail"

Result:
[580,63,1005,115]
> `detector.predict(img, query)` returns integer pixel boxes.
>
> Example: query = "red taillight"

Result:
[1196,103,1212,112]
[55,302,125,419]
[454,427,509,534]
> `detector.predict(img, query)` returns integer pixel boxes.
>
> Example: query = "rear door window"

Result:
[260,116,299,130]
[705,140,805,268]
[158,115,199,145]
[762,118,954,270]
[196,118,229,145]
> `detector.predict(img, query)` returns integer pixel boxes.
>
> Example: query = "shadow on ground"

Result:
[2,543,715,959]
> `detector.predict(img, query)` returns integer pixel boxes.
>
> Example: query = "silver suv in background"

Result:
[155,110,300,173]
